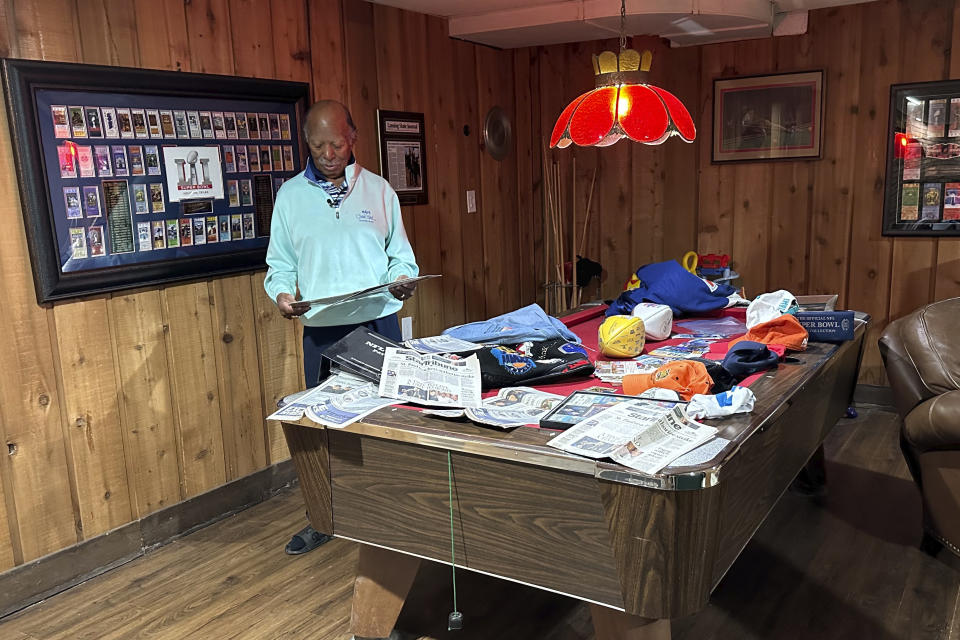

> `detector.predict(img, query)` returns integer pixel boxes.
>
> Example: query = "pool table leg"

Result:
[350,544,421,639]
[589,604,671,640]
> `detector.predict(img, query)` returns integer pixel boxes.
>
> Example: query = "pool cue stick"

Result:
[570,156,578,309]
[542,148,551,314]
[554,161,564,312]
[541,149,551,314]
[577,167,598,306]
[579,167,598,256]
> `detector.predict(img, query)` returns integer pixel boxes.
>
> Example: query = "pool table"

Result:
[279,305,867,639]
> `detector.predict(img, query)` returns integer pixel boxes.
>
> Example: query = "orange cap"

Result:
[730,313,808,351]
[622,360,714,401]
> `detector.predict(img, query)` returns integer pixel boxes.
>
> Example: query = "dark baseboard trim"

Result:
[0,459,296,619]
[854,384,895,410]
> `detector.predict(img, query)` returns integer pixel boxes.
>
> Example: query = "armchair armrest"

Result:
[904,390,960,452]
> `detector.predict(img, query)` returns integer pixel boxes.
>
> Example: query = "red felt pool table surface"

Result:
[532,303,756,398]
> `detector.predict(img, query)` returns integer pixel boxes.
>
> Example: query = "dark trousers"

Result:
[302,313,402,387]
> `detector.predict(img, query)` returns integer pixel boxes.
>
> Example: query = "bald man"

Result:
[265,100,419,554]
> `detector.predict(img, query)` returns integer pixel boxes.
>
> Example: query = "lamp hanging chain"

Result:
[619,0,626,53]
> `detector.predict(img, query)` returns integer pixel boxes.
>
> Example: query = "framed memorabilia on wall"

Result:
[376,110,427,206]
[882,80,960,236]
[712,70,824,163]
[2,58,309,303]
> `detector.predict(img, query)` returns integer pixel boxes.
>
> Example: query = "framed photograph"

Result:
[882,79,960,236]
[2,58,308,303]
[377,109,427,206]
[712,70,824,163]
[538,391,682,431]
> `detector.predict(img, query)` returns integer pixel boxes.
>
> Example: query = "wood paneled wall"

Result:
[527,0,960,384]
[4,0,954,578]
[0,0,522,573]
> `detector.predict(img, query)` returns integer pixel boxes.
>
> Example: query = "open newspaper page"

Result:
[266,372,370,421]
[379,347,482,408]
[608,405,718,474]
[547,400,674,459]
[304,384,399,428]
[547,402,718,472]
[464,387,567,429]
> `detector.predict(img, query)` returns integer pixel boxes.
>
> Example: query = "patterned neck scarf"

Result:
[307,156,352,209]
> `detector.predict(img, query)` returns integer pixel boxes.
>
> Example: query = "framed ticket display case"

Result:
[883,80,960,236]
[2,58,309,303]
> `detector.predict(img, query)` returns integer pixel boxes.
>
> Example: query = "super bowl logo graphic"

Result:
[491,346,535,375]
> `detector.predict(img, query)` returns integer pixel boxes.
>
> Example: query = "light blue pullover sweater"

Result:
[264,160,418,327]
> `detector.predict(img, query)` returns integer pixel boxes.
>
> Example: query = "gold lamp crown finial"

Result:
[591,49,652,87]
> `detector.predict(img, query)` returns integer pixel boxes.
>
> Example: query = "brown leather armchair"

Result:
[879,297,960,558]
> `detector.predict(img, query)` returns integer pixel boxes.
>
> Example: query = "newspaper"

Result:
[482,386,565,411]
[547,402,717,474]
[379,347,482,408]
[593,360,659,385]
[418,387,565,428]
[465,406,547,428]
[304,384,399,428]
[609,406,717,474]
[648,339,715,359]
[404,335,483,354]
[464,386,566,429]
[266,372,370,421]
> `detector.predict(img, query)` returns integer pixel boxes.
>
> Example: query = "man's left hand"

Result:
[389,275,417,301]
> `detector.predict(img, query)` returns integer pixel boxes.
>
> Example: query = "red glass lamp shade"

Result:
[550,49,696,148]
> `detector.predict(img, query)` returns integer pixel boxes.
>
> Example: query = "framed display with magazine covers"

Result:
[2,58,309,303]
[883,79,960,236]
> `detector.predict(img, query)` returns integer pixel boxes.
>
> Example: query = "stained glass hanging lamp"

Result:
[549,0,696,148]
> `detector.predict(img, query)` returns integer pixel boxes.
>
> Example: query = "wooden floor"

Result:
[1,407,959,639]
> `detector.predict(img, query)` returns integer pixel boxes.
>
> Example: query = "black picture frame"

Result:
[882,79,960,236]
[2,58,310,303]
[376,109,427,206]
[712,70,824,163]
[538,391,683,431]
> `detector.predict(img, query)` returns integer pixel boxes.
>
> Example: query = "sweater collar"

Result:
[304,154,358,187]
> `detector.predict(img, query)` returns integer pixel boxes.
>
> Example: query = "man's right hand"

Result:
[277,292,309,319]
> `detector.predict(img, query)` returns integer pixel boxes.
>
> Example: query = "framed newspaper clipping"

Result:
[2,58,309,303]
[883,79,960,236]
[376,110,427,206]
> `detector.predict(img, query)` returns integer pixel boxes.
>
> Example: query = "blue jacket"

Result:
[443,304,580,344]
[607,260,736,317]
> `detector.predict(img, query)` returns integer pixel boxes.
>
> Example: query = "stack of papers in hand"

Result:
[302,274,441,307]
